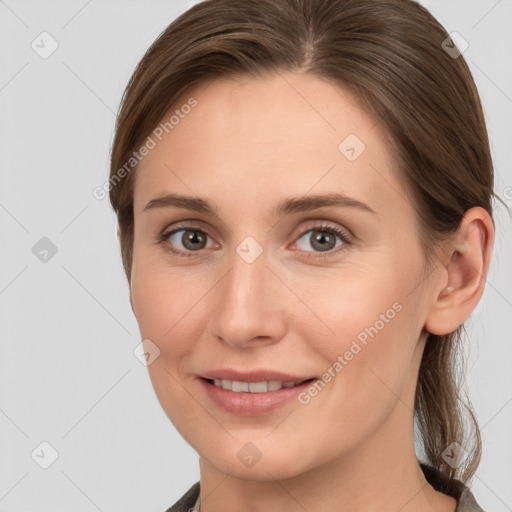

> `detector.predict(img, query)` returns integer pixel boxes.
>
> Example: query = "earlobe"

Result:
[424,207,494,336]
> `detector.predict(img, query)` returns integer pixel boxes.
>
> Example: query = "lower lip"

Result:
[199,378,315,416]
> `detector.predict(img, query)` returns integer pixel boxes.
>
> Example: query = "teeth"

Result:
[212,378,303,392]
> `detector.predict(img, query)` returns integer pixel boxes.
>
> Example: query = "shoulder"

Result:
[163,481,200,512]
[418,460,485,512]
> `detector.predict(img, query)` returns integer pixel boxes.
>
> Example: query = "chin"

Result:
[196,436,318,482]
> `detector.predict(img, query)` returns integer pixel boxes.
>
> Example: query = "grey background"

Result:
[0,1,511,510]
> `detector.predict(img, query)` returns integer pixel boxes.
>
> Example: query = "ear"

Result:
[424,207,494,336]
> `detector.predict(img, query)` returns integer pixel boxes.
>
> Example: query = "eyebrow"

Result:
[143,192,377,217]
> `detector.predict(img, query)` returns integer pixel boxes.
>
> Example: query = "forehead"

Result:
[134,72,409,219]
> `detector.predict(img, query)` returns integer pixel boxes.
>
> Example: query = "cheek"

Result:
[130,256,220,368]
[130,263,207,432]
[291,291,419,461]
[131,240,194,333]
[294,260,407,351]
[297,263,422,407]
[131,268,172,339]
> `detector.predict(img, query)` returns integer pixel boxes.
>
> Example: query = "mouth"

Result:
[199,376,318,416]
[201,377,316,393]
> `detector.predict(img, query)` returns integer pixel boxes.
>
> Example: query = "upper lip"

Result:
[200,369,315,383]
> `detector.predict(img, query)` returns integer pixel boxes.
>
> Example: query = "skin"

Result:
[126,71,494,512]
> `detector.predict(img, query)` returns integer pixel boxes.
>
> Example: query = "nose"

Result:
[207,244,287,349]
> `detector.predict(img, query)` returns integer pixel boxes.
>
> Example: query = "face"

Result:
[130,72,440,480]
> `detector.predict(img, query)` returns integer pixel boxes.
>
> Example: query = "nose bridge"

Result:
[208,239,284,346]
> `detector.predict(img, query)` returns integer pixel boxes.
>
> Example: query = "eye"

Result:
[157,225,217,257]
[293,223,351,259]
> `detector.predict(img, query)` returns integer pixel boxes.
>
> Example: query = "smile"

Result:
[209,378,313,392]
[200,377,317,416]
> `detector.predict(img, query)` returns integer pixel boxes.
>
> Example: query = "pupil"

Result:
[312,231,334,252]
[184,230,205,250]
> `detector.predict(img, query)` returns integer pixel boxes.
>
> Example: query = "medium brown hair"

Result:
[109,0,503,487]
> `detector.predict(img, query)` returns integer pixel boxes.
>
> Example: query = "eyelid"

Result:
[160,219,221,240]
[292,220,353,244]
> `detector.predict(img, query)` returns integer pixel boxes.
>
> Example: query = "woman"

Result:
[108,0,500,510]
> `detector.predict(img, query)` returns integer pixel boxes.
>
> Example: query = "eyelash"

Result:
[154,222,352,260]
